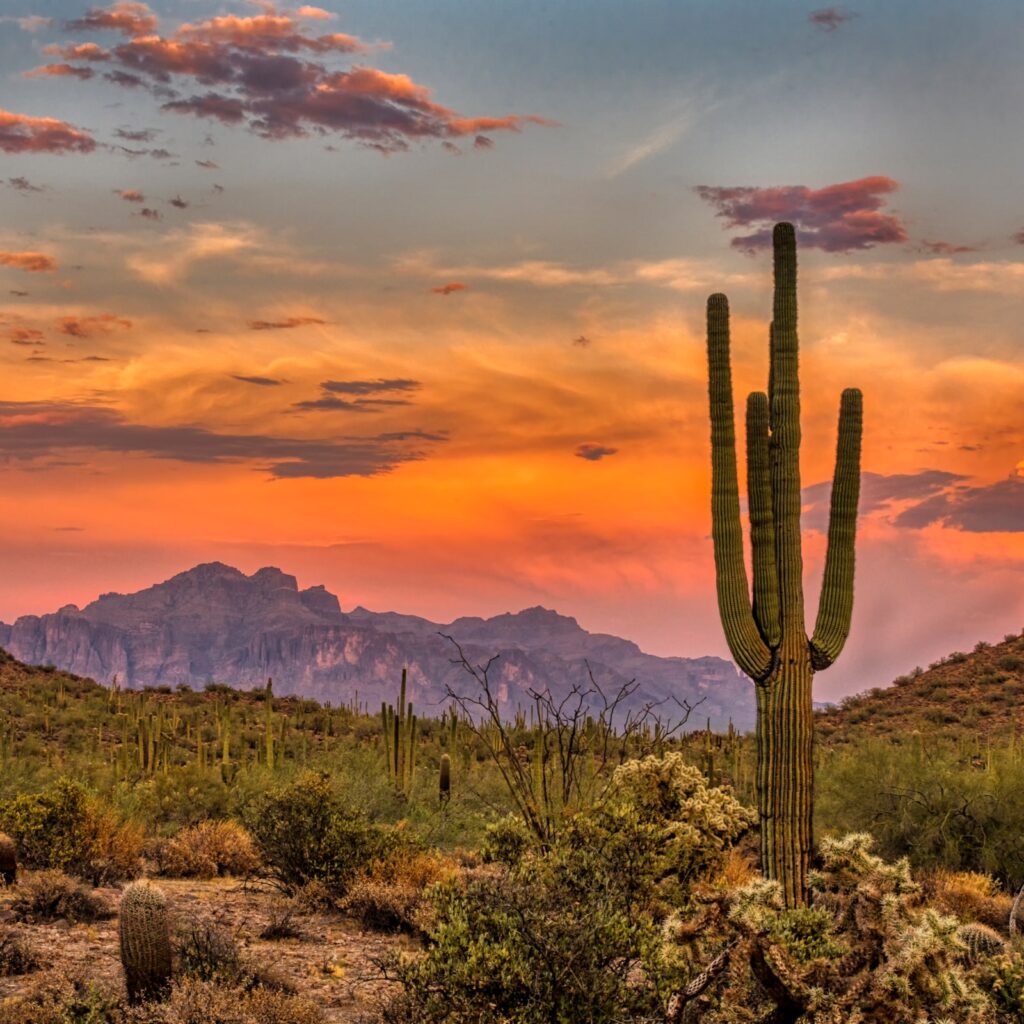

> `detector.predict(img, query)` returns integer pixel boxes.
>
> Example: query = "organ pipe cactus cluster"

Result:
[706,222,863,906]
[119,880,173,1004]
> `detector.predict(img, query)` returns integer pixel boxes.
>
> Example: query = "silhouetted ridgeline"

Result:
[0,562,753,730]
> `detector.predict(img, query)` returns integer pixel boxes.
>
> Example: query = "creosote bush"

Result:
[0,778,142,885]
[242,770,398,899]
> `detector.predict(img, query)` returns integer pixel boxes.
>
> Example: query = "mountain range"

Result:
[0,562,754,730]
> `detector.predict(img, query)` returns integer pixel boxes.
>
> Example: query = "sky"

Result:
[0,0,1022,702]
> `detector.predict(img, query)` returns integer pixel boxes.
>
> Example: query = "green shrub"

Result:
[380,754,754,1023]
[241,771,397,898]
[0,779,142,884]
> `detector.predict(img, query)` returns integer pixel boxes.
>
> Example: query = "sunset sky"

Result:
[1,0,1022,701]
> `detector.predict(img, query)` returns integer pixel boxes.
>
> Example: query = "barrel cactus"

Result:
[0,832,16,886]
[706,222,862,905]
[119,880,173,1003]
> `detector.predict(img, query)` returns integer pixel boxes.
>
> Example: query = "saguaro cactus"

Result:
[706,222,862,906]
[119,880,173,1004]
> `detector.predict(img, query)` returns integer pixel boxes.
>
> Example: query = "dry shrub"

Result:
[289,879,334,913]
[259,905,303,941]
[711,848,758,891]
[10,869,113,923]
[0,925,39,976]
[121,978,324,1024]
[343,849,459,935]
[926,869,1014,931]
[0,971,118,1024]
[157,820,261,879]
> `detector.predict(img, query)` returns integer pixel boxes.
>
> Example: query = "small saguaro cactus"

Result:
[706,222,863,906]
[0,831,17,885]
[439,753,451,805]
[381,669,418,798]
[119,880,173,1004]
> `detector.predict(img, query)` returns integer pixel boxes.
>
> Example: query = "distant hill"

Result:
[0,562,753,730]
[815,631,1024,743]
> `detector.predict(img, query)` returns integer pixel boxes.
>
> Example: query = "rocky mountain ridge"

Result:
[0,562,754,729]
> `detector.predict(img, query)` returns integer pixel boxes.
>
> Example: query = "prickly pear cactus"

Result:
[119,880,173,1004]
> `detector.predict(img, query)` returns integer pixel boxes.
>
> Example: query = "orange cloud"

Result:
[116,188,145,202]
[58,314,133,337]
[431,282,467,295]
[47,3,548,152]
[0,251,58,273]
[24,63,96,80]
[0,109,96,154]
[247,316,326,330]
[66,2,158,37]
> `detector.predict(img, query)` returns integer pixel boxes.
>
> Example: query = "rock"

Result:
[0,563,754,730]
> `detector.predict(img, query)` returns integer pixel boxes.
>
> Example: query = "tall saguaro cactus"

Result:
[706,222,862,906]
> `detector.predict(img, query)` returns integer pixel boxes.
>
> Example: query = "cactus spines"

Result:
[0,831,17,886]
[119,880,173,1004]
[706,222,863,906]
[439,753,451,805]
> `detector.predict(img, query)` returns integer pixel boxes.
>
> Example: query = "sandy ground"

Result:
[0,875,416,1022]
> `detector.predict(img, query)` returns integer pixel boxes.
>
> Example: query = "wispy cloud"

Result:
[0,251,58,273]
[809,7,857,32]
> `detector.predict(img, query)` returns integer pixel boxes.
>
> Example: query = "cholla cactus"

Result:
[0,831,16,886]
[669,834,1002,1023]
[119,880,173,1004]
[610,753,755,885]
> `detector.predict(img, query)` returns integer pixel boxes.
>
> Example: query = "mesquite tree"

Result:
[706,222,862,905]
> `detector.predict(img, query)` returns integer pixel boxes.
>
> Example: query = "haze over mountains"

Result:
[0,563,754,730]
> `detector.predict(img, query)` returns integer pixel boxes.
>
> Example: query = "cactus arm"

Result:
[769,223,807,635]
[811,388,863,670]
[745,391,781,647]
[707,293,772,680]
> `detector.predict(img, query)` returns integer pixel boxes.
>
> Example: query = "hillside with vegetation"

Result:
[816,631,1024,742]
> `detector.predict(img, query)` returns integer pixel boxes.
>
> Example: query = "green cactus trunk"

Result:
[706,223,862,906]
